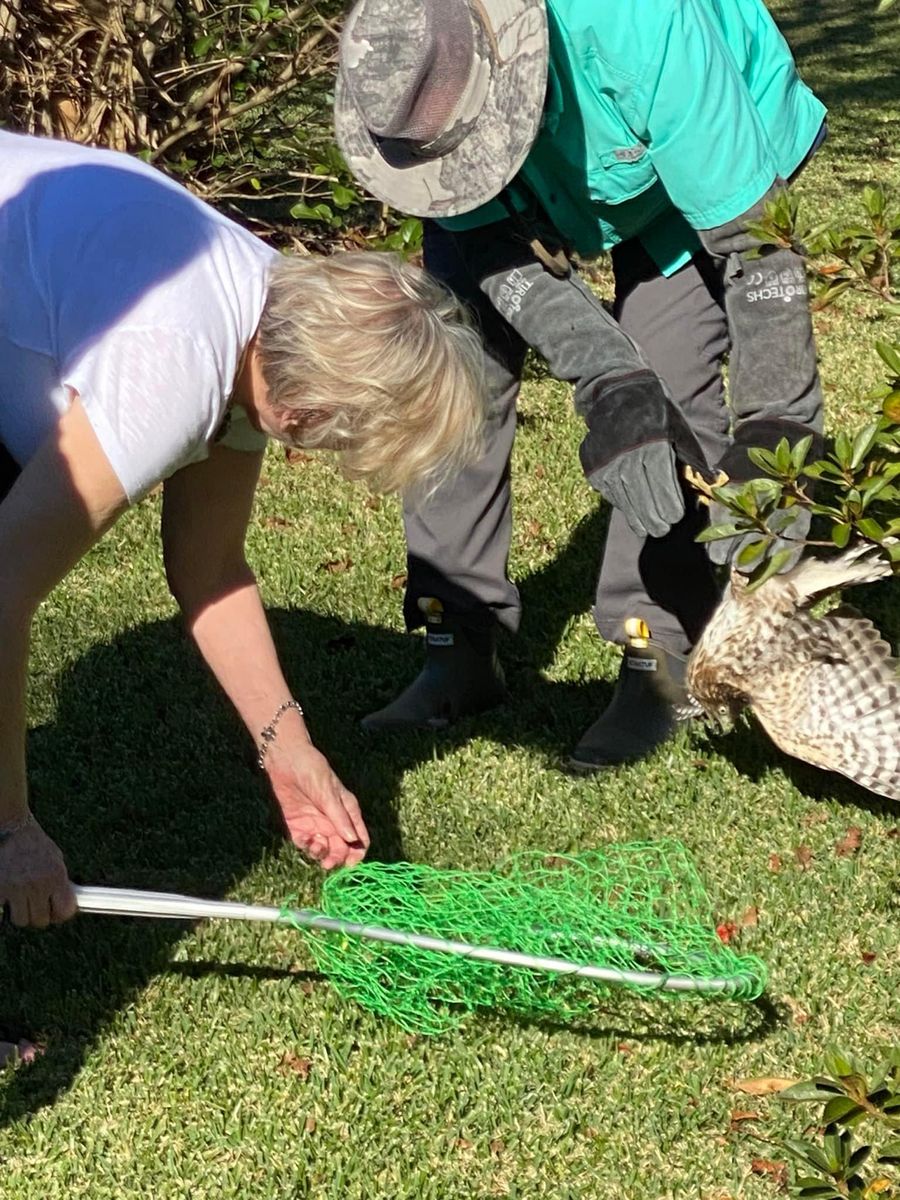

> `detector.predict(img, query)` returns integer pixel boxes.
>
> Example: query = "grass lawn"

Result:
[1,2,899,1197]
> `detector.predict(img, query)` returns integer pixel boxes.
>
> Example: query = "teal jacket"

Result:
[439,0,827,275]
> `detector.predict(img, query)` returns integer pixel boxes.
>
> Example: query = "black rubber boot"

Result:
[361,599,508,731]
[568,621,691,771]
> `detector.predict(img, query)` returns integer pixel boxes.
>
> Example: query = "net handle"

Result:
[73,885,762,997]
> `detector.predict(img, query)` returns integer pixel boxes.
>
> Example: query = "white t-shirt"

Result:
[0,130,276,501]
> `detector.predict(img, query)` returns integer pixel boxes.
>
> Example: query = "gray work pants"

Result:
[404,220,731,655]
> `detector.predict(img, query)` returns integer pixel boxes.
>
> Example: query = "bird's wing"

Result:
[750,607,900,800]
[787,545,893,604]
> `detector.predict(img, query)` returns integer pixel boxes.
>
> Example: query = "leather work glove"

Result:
[706,416,824,570]
[579,369,713,540]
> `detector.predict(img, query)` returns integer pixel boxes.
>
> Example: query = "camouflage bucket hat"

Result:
[334,0,548,219]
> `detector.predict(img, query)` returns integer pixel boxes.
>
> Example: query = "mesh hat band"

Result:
[341,0,492,163]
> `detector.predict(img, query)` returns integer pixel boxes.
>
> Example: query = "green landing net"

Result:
[281,841,766,1035]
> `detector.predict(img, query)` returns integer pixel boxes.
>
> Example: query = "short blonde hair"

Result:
[256,250,485,495]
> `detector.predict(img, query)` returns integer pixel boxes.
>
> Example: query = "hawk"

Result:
[685,544,900,800]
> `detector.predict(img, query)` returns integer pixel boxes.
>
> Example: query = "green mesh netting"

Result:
[280,841,766,1034]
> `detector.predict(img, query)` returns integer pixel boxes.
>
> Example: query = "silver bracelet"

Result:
[0,812,35,847]
[257,699,304,770]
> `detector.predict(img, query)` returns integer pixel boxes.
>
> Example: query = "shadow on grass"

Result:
[0,506,611,1125]
[161,961,780,1048]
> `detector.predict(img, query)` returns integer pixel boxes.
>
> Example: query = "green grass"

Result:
[2,3,900,1196]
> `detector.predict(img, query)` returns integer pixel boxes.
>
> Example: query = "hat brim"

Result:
[334,0,548,219]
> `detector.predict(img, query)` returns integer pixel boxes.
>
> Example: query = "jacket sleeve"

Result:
[624,3,823,473]
[627,0,780,231]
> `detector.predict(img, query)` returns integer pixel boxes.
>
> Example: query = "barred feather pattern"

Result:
[687,547,900,801]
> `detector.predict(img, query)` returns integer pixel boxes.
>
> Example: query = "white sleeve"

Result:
[65,328,227,502]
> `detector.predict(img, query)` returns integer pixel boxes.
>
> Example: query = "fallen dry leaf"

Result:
[730,1109,761,1127]
[795,844,813,870]
[738,906,759,929]
[750,1158,787,1187]
[285,448,312,465]
[861,950,877,965]
[783,995,811,1026]
[768,854,782,873]
[365,494,382,510]
[524,518,543,539]
[734,1077,798,1096]
[320,558,353,574]
[263,515,292,529]
[278,1052,312,1080]
[304,1116,317,1134]
[455,1138,473,1152]
[534,464,546,479]
[835,826,862,857]
[489,1138,505,1157]
[801,808,828,827]
[390,572,407,590]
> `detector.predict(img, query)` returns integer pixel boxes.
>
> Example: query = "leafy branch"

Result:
[694,373,900,587]
[774,1048,900,1198]
[692,176,900,586]
[745,185,900,314]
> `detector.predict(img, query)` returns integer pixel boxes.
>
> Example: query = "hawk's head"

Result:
[682,677,748,732]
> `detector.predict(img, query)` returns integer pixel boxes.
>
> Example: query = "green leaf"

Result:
[846,1145,871,1173]
[192,33,216,57]
[784,1138,833,1173]
[775,437,794,474]
[823,1096,866,1125]
[289,201,333,221]
[878,1139,900,1164]
[695,522,746,543]
[804,461,848,480]
[875,340,900,377]
[791,434,815,471]
[749,478,784,509]
[883,392,900,424]
[850,422,881,469]
[863,185,886,220]
[746,547,794,590]
[399,216,423,243]
[331,184,357,209]
[794,1182,842,1200]
[856,517,886,542]
[736,538,770,568]
[747,447,781,474]
[781,1081,846,1102]
[834,431,854,469]
[831,522,853,548]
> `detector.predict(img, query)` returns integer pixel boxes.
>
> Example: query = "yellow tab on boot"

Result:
[418,596,444,624]
[624,617,651,647]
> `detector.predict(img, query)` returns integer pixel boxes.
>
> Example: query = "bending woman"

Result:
[0,130,484,933]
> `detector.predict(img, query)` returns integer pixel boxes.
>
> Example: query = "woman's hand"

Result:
[263,741,370,870]
[0,817,77,928]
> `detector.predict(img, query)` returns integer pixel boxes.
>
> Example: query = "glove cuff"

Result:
[578,371,670,479]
